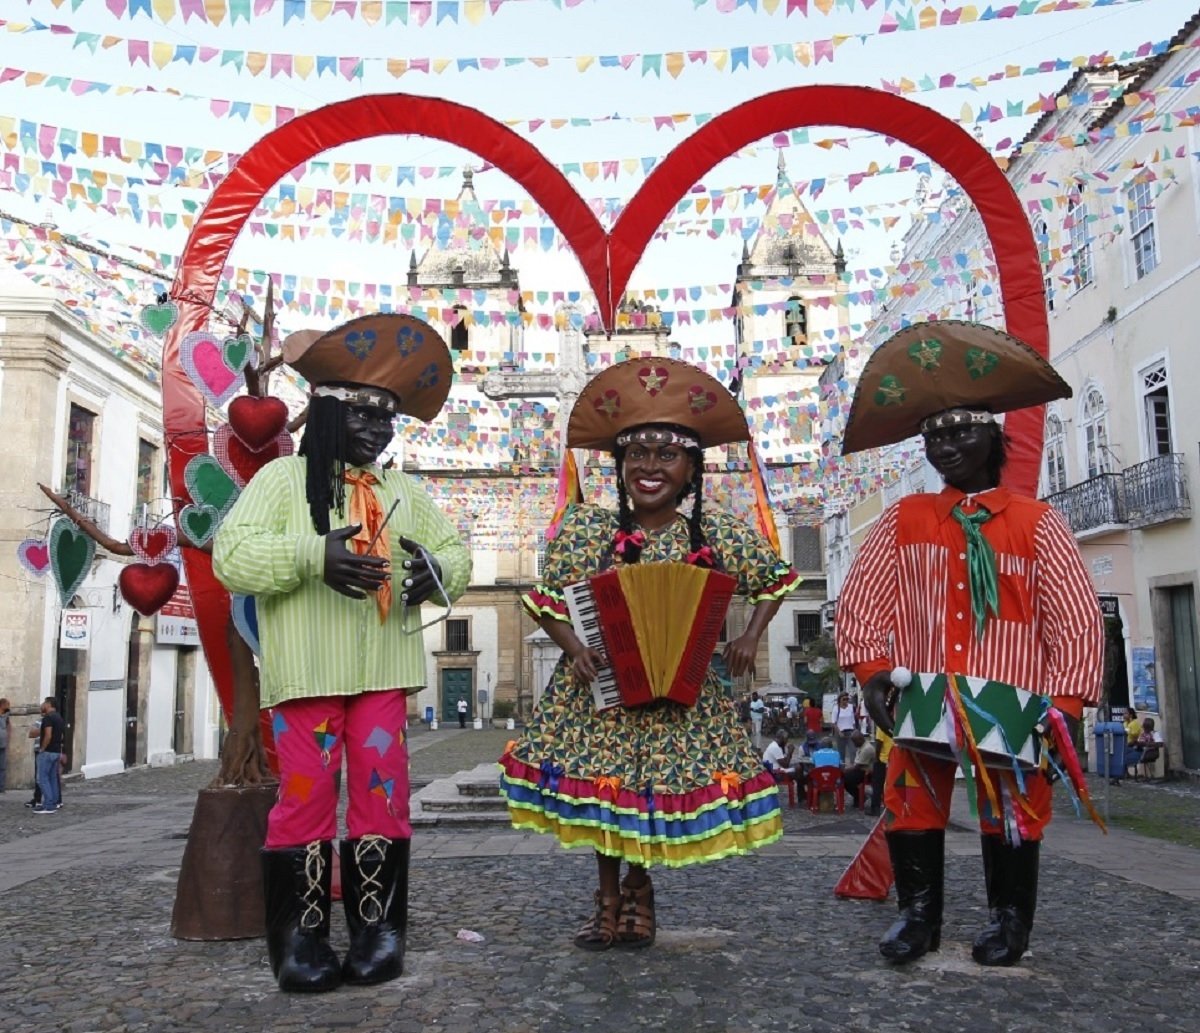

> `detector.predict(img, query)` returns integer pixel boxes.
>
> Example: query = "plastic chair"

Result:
[765,766,797,808]
[807,766,845,814]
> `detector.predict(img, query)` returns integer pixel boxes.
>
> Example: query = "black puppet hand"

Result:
[862,670,899,737]
[323,524,390,599]
[395,535,444,606]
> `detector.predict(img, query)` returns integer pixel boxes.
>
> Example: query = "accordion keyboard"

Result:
[563,580,622,711]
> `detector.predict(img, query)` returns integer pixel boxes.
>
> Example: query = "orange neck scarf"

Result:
[344,469,391,623]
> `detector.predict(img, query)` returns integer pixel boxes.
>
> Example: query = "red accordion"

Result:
[564,561,737,711]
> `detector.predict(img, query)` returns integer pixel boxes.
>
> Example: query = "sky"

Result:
[2,0,1199,362]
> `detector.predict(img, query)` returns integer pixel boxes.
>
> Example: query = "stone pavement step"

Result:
[409,762,508,825]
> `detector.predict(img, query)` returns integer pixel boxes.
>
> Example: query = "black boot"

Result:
[261,843,341,993]
[341,836,409,985]
[972,836,1039,967]
[879,830,944,964]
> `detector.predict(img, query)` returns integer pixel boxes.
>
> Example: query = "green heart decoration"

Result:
[179,504,221,548]
[48,517,96,606]
[964,347,1000,379]
[184,454,240,519]
[873,374,906,407]
[222,333,254,373]
[139,295,179,338]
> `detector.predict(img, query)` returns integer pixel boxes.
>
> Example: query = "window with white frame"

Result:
[1067,192,1093,290]
[784,295,807,344]
[790,524,823,574]
[1044,412,1067,494]
[446,410,470,446]
[534,530,547,578]
[1127,177,1158,279]
[1080,386,1111,478]
[1140,361,1173,457]
[1034,217,1053,311]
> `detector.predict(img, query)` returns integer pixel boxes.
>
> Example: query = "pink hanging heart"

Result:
[181,330,245,408]
[17,537,51,576]
[129,525,178,564]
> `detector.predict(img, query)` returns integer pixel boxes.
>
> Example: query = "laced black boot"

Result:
[341,836,409,985]
[261,842,341,992]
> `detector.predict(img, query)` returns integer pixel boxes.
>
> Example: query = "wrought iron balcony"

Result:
[61,489,111,535]
[1123,453,1191,528]
[1044,473,1127,535]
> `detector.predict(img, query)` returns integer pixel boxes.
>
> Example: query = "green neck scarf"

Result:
[951,504,1000,639]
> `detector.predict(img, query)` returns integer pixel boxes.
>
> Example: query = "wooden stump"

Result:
[171,784,277,941]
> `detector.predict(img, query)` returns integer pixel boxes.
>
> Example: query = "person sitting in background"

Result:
[1123,710,1142,750]
[843,729,876,809]
[1126,717,1163,778]
[763,727,796,782]
[811,737,841,770]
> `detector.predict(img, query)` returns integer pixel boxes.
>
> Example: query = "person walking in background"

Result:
[0,697,10,793]
[457,697,468,729]
[33,697,64,814]
[749,691,766,748]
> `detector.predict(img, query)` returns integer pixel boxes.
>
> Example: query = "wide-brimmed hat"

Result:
[567,357,749,451]
[282,313,453,422]
[841,320,1070,454]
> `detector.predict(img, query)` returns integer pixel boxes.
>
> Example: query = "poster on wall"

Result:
[156,585,200,646]
[1132,646,1158,713]
[60,609,91,650]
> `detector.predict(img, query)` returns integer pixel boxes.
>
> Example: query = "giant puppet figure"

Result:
[213,314,471,992]
[835,321,1104,967]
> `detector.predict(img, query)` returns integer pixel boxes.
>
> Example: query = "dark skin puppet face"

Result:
[923,423,998,494]
[620,441,696,530]
[341,400,398,468]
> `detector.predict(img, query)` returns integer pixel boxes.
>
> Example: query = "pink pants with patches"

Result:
[264,690,411,849]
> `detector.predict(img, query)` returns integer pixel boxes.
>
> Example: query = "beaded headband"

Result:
[615,426,700,450]
[919,408,996,435]
[312,384,401,413]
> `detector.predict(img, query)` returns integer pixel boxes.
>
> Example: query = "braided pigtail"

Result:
[613,444,645,564]
[683,457,714,568]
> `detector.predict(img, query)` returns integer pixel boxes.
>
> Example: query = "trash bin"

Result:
[1093,722,1127,779]
[424,706,434,725]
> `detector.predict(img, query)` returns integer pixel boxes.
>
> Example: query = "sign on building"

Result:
[156,585,199,646]
[60,609,91,650]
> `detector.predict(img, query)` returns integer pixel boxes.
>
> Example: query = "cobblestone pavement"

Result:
[2,728,1199,1033]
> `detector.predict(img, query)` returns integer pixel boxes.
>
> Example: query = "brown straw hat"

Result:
[567,357,749,451]
[841,320,1070,454]
[282,313,454,422]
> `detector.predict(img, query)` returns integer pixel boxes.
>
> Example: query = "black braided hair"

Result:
[612,443,646,564]
[297,393,348,534]
[682,452,713,567]
[986,424,1009,488]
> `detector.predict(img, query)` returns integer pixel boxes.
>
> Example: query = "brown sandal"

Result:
[574,891,621,951]
[616,877,655,948]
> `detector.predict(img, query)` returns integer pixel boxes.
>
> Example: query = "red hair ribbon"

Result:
[686,545,715,567]
[614,529,646,557]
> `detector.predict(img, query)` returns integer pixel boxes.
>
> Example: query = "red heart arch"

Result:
[164,86,1047,723]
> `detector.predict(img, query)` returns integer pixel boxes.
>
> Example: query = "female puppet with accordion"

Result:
[499,358,800,951]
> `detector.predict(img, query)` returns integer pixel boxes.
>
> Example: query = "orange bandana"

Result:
[344,469,391,623]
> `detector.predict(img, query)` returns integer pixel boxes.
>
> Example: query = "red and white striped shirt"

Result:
[836,486,1103,705]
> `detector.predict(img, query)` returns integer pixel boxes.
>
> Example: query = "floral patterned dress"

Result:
[499,504,801,868]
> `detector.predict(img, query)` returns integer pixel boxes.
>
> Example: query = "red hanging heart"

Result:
[119,562,181,617]
[213,423,294,488]
[228,395,289,452]
[129,525,177,564]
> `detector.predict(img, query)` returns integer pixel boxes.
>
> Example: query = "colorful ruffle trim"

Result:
[748,567,802,605]
[498,753,783,869]
[520,586,569,622]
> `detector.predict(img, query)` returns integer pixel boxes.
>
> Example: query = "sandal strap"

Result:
[574,891,621,949]
[617,881,656,943]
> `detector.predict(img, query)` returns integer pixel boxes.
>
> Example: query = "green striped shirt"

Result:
[212,456,471,708]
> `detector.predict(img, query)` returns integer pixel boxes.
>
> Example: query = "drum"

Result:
[893,673,1046,770]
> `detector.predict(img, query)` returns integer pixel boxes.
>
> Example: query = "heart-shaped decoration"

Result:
[17,537,51,576]
[181,330,246,409]
[344,328,377,359]
[395,323,424,356]
[163,87,1051,745]
[140,296,179,338]
[213,424,294,488]
[638,366,669,396]
[593,388,621,418]
[964,347,1000,379]
[129,524,178,564]
[48,518,96,606]
[223,333,255,373]
[179,503,221,547]
[687,386,717,414]
[184,454,240,517]
[227,395,289,452]
[119,561,181,617]
[231,593,260,656]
